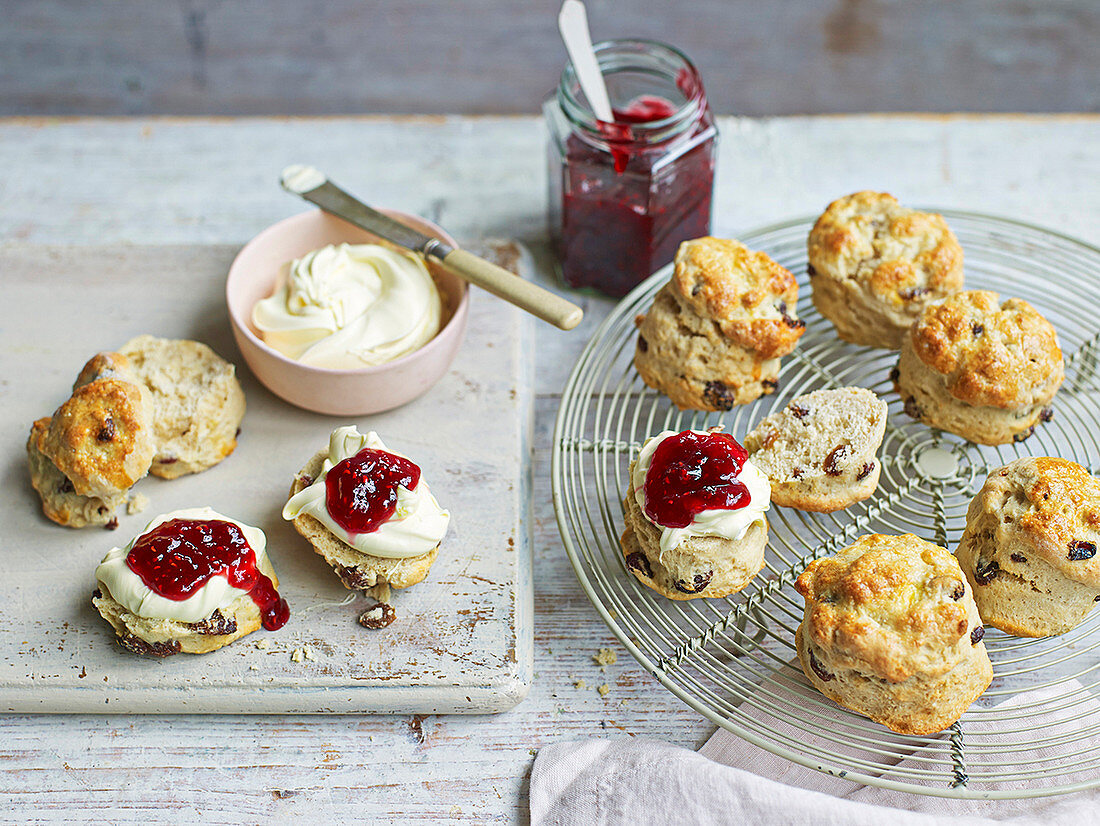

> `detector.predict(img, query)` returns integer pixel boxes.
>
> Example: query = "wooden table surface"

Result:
[0,113,1098,824]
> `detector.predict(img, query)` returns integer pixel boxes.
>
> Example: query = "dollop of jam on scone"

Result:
[93,507,288,656]
[283,427,449,611]
[795,534,992,735]
[620,429,771,600]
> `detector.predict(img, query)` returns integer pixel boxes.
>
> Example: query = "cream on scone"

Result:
[620,429,770,600]
[283,427,449,596]
[894,290,1063,445]
[795,534,993,735]
[808,191,964,349]
[956,457,1100,637]
[744,387,888,512]
[93,507,288,656]
[634,237,806,411]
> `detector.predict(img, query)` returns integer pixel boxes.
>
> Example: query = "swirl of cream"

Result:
[95,507,273,623]
[633,430,771,555]
[251,243,442,369]
[283,426,450,559]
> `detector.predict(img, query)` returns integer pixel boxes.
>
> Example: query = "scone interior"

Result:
[895,290,1063,445]
[795,534,993,735]
[745,387,887,512]
[634,237,806,411]
[619,430,771,600]
[807,191,964,350]
[283,427,449,596]
[957,457,1100,637]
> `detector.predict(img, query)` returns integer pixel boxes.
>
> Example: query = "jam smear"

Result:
[643,431,751,529]
[126,518,289,631]
[325,448,421,535]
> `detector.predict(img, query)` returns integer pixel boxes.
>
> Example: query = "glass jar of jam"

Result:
[545,39,718,297]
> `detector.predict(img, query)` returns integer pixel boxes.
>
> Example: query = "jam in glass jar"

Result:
[545,39,718,297]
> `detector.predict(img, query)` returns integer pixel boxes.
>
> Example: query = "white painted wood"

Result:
[0,114,1097,822]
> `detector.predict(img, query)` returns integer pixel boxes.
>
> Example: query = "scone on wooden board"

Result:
[634,237,806,411]
[620,429,770,600]
[795,534,993,735]
[894,290,1063,445]
[744,387,887,512]
[956,457,1100,637]
[808,191,964,349]
[92,507,288,656]
[283,426,450,615]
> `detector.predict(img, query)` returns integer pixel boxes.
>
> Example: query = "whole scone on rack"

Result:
[795,534,993,735]
[620,429,771,600]
[634,237,806,411]
[744,387,888,512]
[956,457,1100,637]
[808,191,963,349]
[283,426,450,605]
[894,290,1063,445]
[92,507,288,656]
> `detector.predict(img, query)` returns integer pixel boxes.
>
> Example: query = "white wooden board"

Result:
[0,241,533,713]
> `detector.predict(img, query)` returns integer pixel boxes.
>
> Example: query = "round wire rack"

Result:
[552,211,1100,798]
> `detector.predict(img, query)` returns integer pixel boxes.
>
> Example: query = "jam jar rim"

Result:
[556,37,708,146]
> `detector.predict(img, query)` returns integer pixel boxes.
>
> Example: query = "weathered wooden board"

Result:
[0,241,533,714]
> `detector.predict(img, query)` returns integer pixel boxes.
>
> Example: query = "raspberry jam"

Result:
[643,431,751,529]
[127,519,289,630]
[324,448,421,535]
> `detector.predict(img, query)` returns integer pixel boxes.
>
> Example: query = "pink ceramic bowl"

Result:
[226,209,469,416]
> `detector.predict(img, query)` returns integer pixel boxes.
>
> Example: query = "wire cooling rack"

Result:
[552,211,1100,798]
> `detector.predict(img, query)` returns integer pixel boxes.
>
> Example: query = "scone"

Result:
[795,534,993,735]
[894,290,1063,445]
[956,457,1100,637]
[619,429,770,600]
[744,387,888,512]
[119,335,246,479]
[92,507,288,656]
[27,418,126,528]
[808,191,963,349]
[634,237,806,411]
[283,426,449,597]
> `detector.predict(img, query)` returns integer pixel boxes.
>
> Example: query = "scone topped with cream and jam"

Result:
[795,534,992,735]
[284,427,449,620]
[620,429,771,600]
[93,507,288,656]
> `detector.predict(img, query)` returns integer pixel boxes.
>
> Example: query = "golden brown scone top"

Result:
[795,534,974,682]
[978,457,1100,587]
[672,237,806,360]
[35,377,154,499]
[909,290,1064,408]
[73,351,135,391]
[808,191,963,302]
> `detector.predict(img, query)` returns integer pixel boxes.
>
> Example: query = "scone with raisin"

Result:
[744,387,887,512]
[620,429,770,600]
[894,290,1063,445]
[119,335,246,478]
[808,191,963,349]
[284,426,449,596]
[93,507,288,656]
[634,237,806,411]
[795,534,993,735]
[957,457,1100,637]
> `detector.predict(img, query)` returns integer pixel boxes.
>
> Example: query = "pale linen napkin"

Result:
[531,679,1100,825]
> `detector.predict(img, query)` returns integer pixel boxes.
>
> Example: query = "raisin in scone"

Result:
[957,457,1100,637]
[284,426,449,596]
[795,534,993,735]
[93,507,288,656]
[808,192,963,349]
[744,387,887,512]
[620,430,770,600]
[119,335,246,479]
[894,291,1063,445]
[634,237,806,411]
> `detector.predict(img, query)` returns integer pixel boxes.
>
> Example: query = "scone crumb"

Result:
[303,647,317,662]
[290,647,306,663]
[449,806,461,816]
[255,639,271,650]
[573,678,587,690]
[594,647,617,667]
[249,664,259,671]
[597,683,610,698]
[127,493,149,515]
